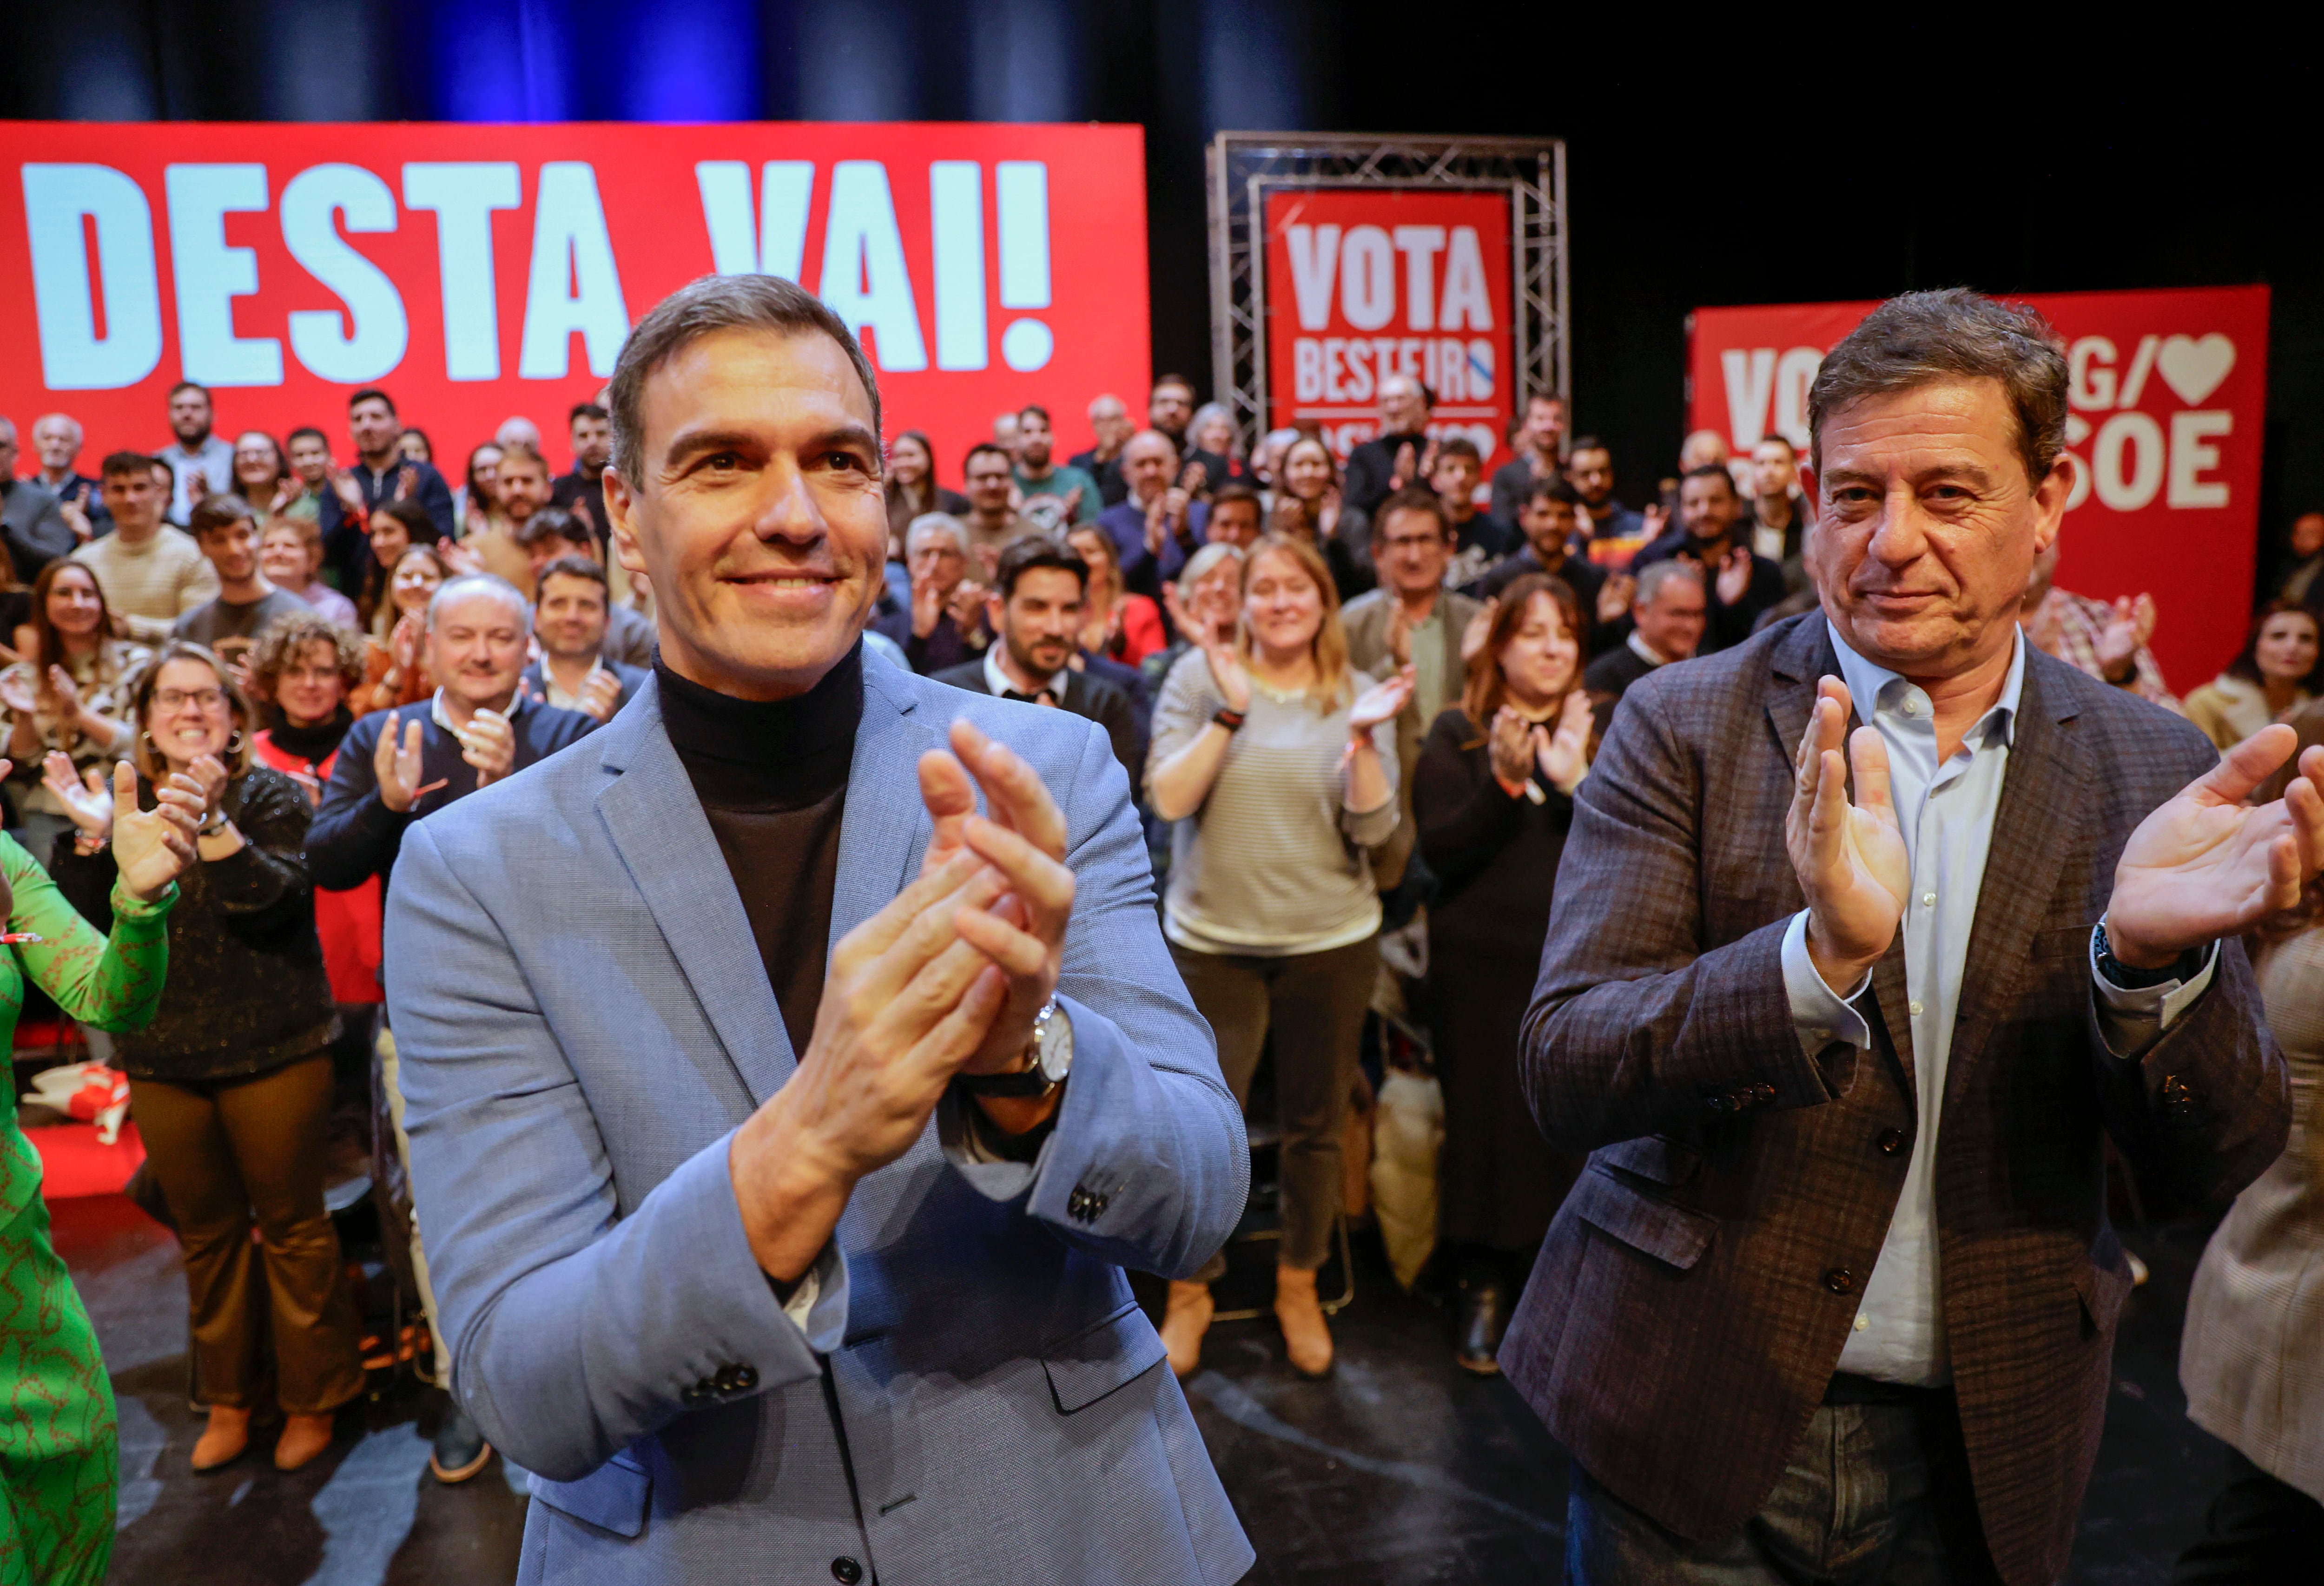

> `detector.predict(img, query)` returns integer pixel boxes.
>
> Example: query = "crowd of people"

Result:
[1,287,2320,1583]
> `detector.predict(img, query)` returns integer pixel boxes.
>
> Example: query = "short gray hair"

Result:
[1808,288,2069,488]
[1636,559,1704,607]
[1181,541,1246,587]
[905,513,967,555]
[605,274,882,480]
[428,572,531,631]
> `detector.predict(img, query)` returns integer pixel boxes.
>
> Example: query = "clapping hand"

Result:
[59,495,93,545]
[0,669,36,717]
[577,667,624,724]
[329,466,366,518]
[2104,725,2324,967]
[457,708,516,789]
[1535,689,1593,793]
[110,761,202,901]
[372,711,443,813]
[1787,678,1910,992]
[46,665,84,719]
[40,752,113,836]
[1641,501,1670,541]
[1716,545,1754,606]
[947,579,991,643]
[911,574,944,639]
[1200,630,1252,714]
[1347,665,1415,744]
[1487,706,1535,789]
[2097,593,2159,681]
[1598,573,1636,626]
[1460,597,1500,665]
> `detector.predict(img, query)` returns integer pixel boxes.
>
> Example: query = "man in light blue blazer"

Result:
[383,274,1254,1586]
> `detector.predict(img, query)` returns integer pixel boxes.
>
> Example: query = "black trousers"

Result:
[2174,1445,2324,1584]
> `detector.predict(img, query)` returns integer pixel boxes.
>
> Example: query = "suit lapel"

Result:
[830,658,939,947]
[1943,660,2086,1115]
[1764,618,1918,1096]
[593,679,795,1106]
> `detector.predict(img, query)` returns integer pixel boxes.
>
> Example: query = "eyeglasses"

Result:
[154,687,229,711]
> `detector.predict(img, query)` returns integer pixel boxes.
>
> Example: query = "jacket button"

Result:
[1823,1267,1857,1294]
[681,1382,713,1407]
[1876,1128,1908,1156]
[831,1558,865,1584]
[713,1363,753,1394]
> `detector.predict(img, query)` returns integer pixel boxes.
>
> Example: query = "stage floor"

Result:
[63,1196,2230,1584]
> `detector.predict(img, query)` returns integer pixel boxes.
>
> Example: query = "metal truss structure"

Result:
[1205,131,1569,451]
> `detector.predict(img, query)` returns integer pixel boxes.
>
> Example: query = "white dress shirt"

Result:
[983,643,1061,702]
[1782,622,2215,1385]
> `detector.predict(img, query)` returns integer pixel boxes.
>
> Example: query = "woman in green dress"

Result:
[0,756,202,1586]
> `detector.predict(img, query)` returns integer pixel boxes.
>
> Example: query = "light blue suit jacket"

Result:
[383,649,1254,1586]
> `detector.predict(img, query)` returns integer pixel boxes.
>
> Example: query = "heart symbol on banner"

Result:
[2155,334,2236,407]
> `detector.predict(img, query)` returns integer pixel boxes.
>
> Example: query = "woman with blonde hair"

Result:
[1413,572,1595,1373]
[47,641,362,1475]
[1065,522,1165,666]
[1146,532,1413,1381]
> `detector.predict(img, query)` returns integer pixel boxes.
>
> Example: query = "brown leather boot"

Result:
[1274,1264,1334,1378]
[191,1405,252,1473]
[1159,1280,1215,1379]
[273,1411,338,1472]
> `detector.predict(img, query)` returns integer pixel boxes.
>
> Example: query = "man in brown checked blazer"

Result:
[1504,290,2306,1586]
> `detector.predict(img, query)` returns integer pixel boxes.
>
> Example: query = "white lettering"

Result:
[2092,412,2166,511]
[1339,225,1395,332]
[1438,226,1492,332]
[1322,337,1346,402]
[164,164,281,386]
[1773,348,1822,450]
[1391,225,1445,332]
[818,161,927,373]
[20,163,163,390]
[519,162,630,380]
[2068,336,2117,411]
[929,161,986,371]
[1344,338,1374,404]
[403,162,521,381]
[995,161,1050,309]
[1285,224,1340,332]
[697,161,815,281]
[2116,334,2158,410]
[280,164,409,383]
[1722,348,1774,449]
[1294,338,1322,401]
[2167,410,2232,508]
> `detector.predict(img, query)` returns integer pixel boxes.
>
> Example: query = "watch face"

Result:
[1035,1005,1074,1084]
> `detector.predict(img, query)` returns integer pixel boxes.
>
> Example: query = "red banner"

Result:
[1264,189,1513,475]
[1688,287,2271,688]
[0,121,1149,487]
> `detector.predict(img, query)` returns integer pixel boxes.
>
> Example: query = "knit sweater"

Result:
[71,526,220,642]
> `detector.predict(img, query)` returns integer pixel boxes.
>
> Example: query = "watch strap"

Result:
[2093,920,2205,990]
[955,1065,1059,1098]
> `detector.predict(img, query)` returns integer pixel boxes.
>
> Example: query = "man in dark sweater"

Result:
[1582,560,1707,736]
[931,535,1145,793]
[311,573,595,896]
[1343,372,1433,516]
[1474,479,1617,657]
[1630,465,1788,653]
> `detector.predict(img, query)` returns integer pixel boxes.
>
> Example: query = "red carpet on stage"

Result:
[29,1121,146,1199]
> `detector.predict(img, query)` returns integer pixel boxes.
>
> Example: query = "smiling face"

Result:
[259,523,311,587]
[2256,610,2320,684]
[391,548,443,618]
[1243,546,1325,661]
[537,569,610,660]
[1498,590,1580,708]
[1378,505,1451,596]
[197,515,261,585]
[1017,409,1054,470]
[1804,377,2067,680]
[1377,376,1428,435]
[996,566,1085,679]
[232,433,279,494]
[288,431,332,484]
[427,591,530,711]
[274,637,347,727]
[888,434,930,488]
[45,564,104,638]
[146,657,234,772]
[604,326,886,700]
[1283,439,1333,504]
[366,508,411,567]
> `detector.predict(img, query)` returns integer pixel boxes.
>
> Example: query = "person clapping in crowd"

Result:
[2182,599,2324,750]
[1745,435,1812,594]
[309,573,592,1484]
[350,543,452,718]
[1184,402,1244,491]
[1632,464,1786,652]
[1013,405,1102,529]
[1473,479,1618,652]
[2,560,149,864]
[175,497,312,669]
[47,642,362,1475]
[258,517,358,628]
[1065,522,1165,668]
[1489,394,1568,528]
[467,440,553,594]
[1147,533,1411,1380]
[1430,437,1514,592]
[1413,573,1594,1374]
[2019,533,2176,706]
[549,402,613,547]
[881,429,968,557]
[1581,559,1708,730]
[1145,543,1247,696]
[0,740,197,1584]
[227,432,289,527]
[894,513,989,674]
[1269,434,1371,601]
[1204,482,1265,553]
[1100,430,1209,599]
[1565,435,1651,569]
[73,451,219,643]
[453,441,503,540]
[1344,375,1433,516]
[930,536,1143,788]
[353,500,440,641]
[522,556,647,724]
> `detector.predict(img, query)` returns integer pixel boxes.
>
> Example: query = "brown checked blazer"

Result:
[1501,612,2291,1586]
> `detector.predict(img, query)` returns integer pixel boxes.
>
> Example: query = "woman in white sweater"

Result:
[1145,532,1411,1382]
[2182,599,2322,751]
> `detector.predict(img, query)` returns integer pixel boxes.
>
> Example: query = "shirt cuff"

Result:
[2089,930,2218,1058]
[1782,910,1874,1054]
[765,1239,846,1355]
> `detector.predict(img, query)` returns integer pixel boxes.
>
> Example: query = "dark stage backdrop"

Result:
[5,5,2318,618]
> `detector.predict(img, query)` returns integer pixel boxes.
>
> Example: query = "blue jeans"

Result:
[1568,1394,2003,1586]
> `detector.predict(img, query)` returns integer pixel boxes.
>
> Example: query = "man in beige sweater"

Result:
[73,451,219,642]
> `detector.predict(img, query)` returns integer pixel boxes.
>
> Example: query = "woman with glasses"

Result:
[47,642,362,1475]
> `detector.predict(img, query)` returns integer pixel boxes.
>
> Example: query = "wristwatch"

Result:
[2093,919,2204,990]
[957,999,1074,1098]
[198,806,230,836]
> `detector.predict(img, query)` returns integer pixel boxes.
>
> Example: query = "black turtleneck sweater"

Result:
[655,645,864,1057]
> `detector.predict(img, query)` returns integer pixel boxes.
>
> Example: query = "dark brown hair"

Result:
[129,640,256,780]
[2224,598,2324,691]
[1459,573,1585,739]
[1808,288,2069,487]
[248,608,367,698]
